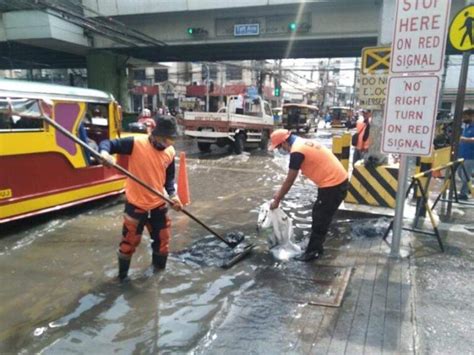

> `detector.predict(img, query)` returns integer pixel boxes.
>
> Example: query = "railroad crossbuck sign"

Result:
[449,5,474,51]
[382,0,451,156]
[361,47,391,74]
[359,47,391,109]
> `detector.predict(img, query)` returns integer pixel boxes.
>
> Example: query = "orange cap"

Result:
[269,129,291,150]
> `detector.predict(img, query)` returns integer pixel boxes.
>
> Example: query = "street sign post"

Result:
[385,0,451,257]
[447,4,473,213]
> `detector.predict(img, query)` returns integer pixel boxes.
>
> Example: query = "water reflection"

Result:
[1,132,385,353]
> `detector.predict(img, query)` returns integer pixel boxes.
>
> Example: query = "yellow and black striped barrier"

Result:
[414,146,451,182]
[345,162,399,208]
[332,132,351,171]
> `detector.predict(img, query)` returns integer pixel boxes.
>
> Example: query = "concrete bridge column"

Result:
[369,0,395,158]
[87,51,130,111]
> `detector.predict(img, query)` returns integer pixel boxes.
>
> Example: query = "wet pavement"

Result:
[1,128,473,354]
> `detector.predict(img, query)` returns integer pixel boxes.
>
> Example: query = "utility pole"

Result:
[205,64,210,112]
[278,59,282,107]
[352,57,359,108]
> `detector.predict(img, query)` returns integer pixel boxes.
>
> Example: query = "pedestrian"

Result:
[99,115,183,281]
[458,109,474,200]
[269,129,348,261]
[352,109,371,166]
[235,94,244,114]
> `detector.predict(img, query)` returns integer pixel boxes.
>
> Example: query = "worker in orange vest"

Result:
[353,109,371,166]
[99,115,182,281]
[269,129,348,262]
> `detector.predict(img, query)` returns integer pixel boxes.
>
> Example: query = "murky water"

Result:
[0,130,386,354]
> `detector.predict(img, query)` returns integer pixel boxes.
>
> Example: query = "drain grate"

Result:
[257,264,352,307]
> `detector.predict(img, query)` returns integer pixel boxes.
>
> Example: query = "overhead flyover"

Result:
[0,0,469,68]
[94,0,380,61]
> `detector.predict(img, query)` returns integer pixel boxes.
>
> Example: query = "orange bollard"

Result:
[177,151,190,206]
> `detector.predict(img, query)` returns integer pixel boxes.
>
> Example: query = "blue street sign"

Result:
[234,24,260,37]
[247,86,258,98]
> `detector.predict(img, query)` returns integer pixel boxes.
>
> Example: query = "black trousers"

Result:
[306,179,348,253]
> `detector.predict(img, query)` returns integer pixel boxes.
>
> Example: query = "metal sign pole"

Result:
[448,50,471,213]
[384,0,451,257]
[391,154,409,257]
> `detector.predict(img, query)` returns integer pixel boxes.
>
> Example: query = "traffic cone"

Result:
[177,151,190,206]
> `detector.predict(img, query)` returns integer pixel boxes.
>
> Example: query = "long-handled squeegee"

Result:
[41,115,254,267]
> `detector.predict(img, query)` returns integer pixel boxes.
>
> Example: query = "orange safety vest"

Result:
[291,138,348,188]
[356,118,370,150]
[125,136,175,210]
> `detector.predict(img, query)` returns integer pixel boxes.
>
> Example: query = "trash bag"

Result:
[257,202,301,260]
[364,154,388,168]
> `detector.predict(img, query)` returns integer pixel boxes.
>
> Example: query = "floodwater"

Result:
[0,129,384,354]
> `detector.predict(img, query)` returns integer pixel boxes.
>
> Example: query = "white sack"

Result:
[257,202,301,260]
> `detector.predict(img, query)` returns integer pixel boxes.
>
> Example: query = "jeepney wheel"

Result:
[234,133,245,154]
[197,142,211,152]
[259,130,269,150]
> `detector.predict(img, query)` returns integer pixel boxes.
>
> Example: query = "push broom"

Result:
[40,114,254,268]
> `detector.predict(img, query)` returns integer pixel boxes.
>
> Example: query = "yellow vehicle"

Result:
[329,106,352,128]
[0,79,126,223]
[281,103,319,133]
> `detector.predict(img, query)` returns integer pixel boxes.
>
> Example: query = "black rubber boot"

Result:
[152,253,168,271]
[117,253,131,281]
[294,250,320,262]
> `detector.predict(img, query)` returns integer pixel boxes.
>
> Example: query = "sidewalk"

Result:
[288,215,416,354]
[291,198,473,355]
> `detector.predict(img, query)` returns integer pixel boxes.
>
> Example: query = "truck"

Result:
[183,95,274,154]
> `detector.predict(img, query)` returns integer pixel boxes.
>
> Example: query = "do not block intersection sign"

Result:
[382,76,439,156]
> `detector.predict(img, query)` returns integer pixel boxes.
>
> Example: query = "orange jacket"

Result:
[291,138,348,188]
[126,136,175,210]
[356,118,370,150]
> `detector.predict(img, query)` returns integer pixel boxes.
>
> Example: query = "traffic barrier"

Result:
[383,159,473,252]
[345,162,399,208]
[413,146,452,215]
[414,146,451,180]
[177,152,191,206]
[332,132,351,171]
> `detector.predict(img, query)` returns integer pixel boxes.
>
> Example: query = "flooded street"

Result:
[1,130,388,353]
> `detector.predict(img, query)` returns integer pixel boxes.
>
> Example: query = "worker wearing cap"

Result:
[99,115,182,281]
[269,129,348,262]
